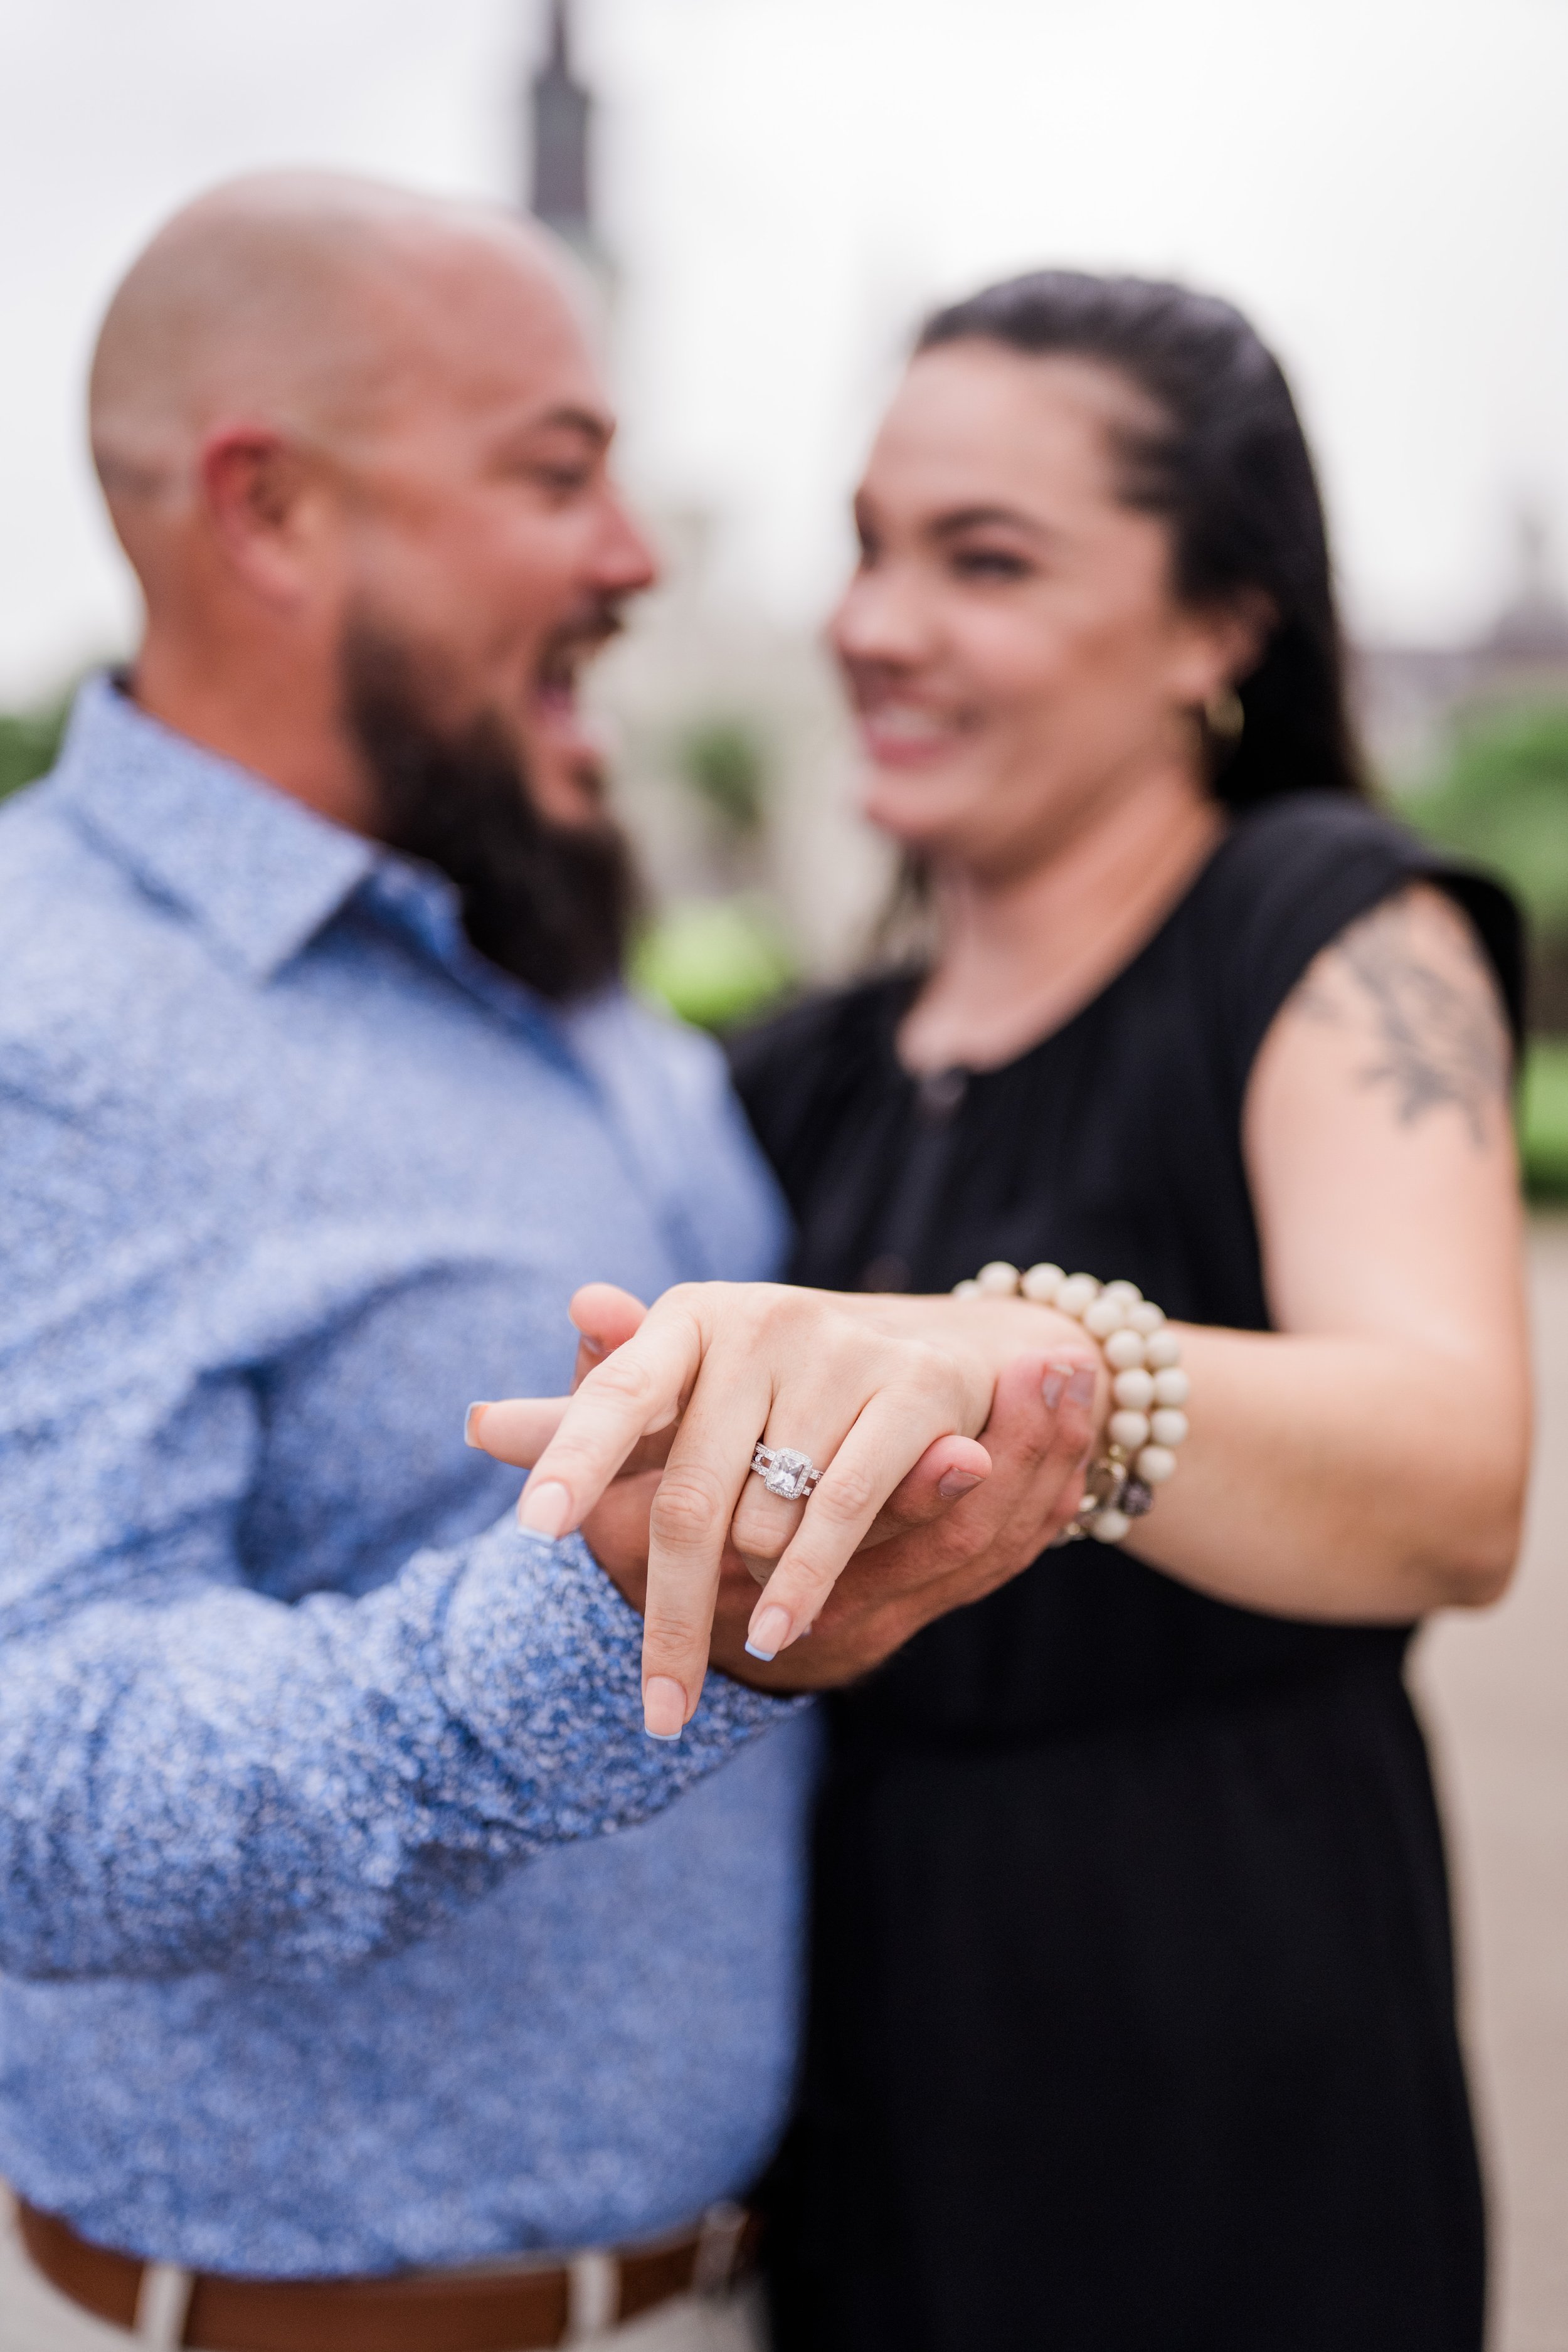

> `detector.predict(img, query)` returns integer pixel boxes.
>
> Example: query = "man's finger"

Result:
[856,1433,993,1550]
[568,1283,650,1390]
[985,1348,1099,1502]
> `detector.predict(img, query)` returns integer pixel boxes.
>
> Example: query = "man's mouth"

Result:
[531,622,618,761]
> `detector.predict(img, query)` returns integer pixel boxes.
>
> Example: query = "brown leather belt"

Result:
[16,2195,757,2350]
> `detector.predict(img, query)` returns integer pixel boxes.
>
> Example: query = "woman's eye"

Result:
[951,547,1031,580]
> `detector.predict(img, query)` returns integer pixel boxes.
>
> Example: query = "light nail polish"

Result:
[1042,1362,1076,1411]
[517,1478,571,1537]
[1068,1365,1097,1406]
[644,1676,686,1741]
[745,1604,792,1661]
[464,1404,491,1448]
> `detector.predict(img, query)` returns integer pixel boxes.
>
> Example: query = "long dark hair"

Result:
[916,270,1366,807]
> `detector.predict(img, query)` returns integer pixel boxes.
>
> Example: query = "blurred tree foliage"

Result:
[1404,701,1568,954]
[678,716,768,839]
[632,895,794,1033]
[1402,698,1568,1195]
[0,699,69,805]
[1520,1041,1568,1197]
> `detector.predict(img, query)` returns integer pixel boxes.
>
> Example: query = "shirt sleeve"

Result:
[0,1519,787,1984]
[0,1085,793,1987]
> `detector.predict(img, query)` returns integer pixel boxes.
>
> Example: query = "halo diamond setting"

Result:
[750,1444,822,1502]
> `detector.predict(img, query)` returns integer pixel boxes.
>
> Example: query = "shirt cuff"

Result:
[438,1519,800,1832]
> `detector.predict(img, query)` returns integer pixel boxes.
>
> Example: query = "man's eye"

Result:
[531,464,594,496]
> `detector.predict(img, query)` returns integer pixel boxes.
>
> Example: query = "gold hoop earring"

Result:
[1206,687,1245,741]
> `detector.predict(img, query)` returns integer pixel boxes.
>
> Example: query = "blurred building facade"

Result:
[523,0,886,994]
[1357,509,1568,785]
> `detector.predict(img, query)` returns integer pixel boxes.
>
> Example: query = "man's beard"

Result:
[341,620,637,1002]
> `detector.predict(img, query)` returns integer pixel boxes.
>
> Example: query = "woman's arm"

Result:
[472,878,1527,1711]
[1116,882,1530,1619]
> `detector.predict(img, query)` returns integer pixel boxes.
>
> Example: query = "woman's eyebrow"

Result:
[929,504,1051,540]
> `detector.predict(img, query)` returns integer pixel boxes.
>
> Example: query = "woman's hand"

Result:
[709,1347,1101,1690]
[467,1281,1100,1737]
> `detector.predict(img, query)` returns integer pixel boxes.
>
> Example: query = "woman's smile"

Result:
[850,692,980,769]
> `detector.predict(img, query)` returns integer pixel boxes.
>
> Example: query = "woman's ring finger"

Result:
[750,1443,822,1501]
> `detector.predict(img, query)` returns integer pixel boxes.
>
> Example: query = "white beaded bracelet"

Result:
[952,1260,1189,1544]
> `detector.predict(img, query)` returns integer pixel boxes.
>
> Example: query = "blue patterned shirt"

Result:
[0,678,817,2276]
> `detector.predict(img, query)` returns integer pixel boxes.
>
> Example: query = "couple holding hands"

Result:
[0,174,1526,2352]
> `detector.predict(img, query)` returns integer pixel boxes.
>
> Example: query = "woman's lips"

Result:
[857,702,968,766]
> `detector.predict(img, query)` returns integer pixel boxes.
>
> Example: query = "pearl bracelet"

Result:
[951,1260,1189,1544]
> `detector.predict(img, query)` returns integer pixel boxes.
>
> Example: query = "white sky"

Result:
[3,0,1567,699]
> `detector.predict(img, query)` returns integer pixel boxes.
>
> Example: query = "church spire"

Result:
[529,0,594,256]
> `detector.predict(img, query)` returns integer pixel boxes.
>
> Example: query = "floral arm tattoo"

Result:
[1295,888,1512,1150]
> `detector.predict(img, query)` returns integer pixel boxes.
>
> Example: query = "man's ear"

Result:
[198,425,320,608]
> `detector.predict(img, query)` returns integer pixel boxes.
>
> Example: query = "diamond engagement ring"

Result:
[750,1443,822,1502]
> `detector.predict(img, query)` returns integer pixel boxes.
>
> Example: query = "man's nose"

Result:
[592,492,660,599]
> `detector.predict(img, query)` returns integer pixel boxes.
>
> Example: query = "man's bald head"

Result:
[98,165,655,933]
[90,170,587,513]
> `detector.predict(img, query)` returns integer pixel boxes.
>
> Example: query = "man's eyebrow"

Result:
[532,404,613,447]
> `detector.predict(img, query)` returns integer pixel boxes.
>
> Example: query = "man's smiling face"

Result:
[324,226,657,808]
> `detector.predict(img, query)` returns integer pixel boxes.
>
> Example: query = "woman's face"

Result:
[830,342,1254,874]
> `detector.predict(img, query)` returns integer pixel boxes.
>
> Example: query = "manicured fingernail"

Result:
[744,1604,792,1661]
[580,1333,605,1358]
[1042,1362,1076,1411]
[937,1468,983,1498]
[517,1478,571,1537]
[644,1676,686,1740]
[464,1404,490,1447]
[1069,1365,1096,1406]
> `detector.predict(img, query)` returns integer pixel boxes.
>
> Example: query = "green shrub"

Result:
[1404,702,1568,938]
[0,702,68,805]
[632,895,795,1032]
[1521,1038,1568,1198]
[677,718,769,839]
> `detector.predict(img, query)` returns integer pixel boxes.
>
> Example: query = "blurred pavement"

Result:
[1,1231,1564,2350]
[1417,1216,1568,2352]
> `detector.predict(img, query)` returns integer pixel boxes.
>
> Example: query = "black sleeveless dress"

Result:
[729,795,1522,2352]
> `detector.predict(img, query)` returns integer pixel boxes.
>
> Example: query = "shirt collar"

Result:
[50,675,384,983]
